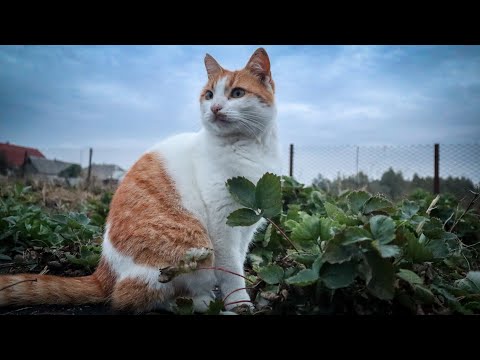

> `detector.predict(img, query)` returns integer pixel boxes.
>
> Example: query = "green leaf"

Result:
[397,269,423,285]
[422,218,445,239]
[290,214,321,244]
[370,215,396,244]
[310,191,327,214]
[262,223,272,247]
[258,264,285,285]
[342,227,372,245]
[206,299,224,315]
[455,271,480,294]
[0,254,12,261]
[248,248,272,269]
[289,251,319,267]
[363,195,394,215]
[226,177,257,209]
[324,202,359,226]
[312,255,324,274]
[400,200,420,220]
[404,229,434,263]
[226,208,261,227]
[319,218,335,242]
[372,242,401,258]
[320,262,357,289]
[286,269,319,287]
[425,238,450,259]
[347,191,371,213]
[255,173,282,218]
[364,251,395,300]
[323,237,358,264]
[413,285,435,304]
[174,297,194,315]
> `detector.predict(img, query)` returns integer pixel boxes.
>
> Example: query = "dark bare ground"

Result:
[0,304,113,315]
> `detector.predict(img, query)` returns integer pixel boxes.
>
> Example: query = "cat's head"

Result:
[199,48,276,138]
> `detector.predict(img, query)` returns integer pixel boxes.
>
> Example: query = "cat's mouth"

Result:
[213,114,229,123]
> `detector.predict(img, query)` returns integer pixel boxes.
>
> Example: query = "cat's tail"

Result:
[0,273,106,307]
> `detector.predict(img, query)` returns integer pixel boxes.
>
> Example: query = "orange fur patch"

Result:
[0,273,107,306]
[107,152,214,268]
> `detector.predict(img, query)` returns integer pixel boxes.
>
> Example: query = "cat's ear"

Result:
[204,54,223,79]
[245,48,271,83]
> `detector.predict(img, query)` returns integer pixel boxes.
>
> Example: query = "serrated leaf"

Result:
[255,173,282,218]
[400,200,420,220]
[372,242,401,258]
[363,195,394,215]
[364,251,395,300]
[319,218,335,242]
[312,255,324,274]
[226,208,261,227]
[175,297,194,315]
[320,262,357,289]
[323,241,357,264]
[290,214,321,244]
[206,299,224,315]
[286,269,319,287]
[397,269,424,285]
[289,251,319,267]
[413,284,435,304]
[422,218,445,240]
[262,223,272,247]
[248,248,272,269]
[370,215,396,244]
[347,191,371,213]
[342,227,372,245]
[425,238,450,259]
[260,284,280,301]
[455,271,480,294]
[324,202,359,226]
[0,254,12,261]
[257,264,284,285]
[310,191,327,214]
[226,177,257,209]
[403,228,434,263]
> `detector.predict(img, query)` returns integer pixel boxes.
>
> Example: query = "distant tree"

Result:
[442,176,476,200]
[59,164,82,178]
[312,174,332,193]
[380,168,405,200]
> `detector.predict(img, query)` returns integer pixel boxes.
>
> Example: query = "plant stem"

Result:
[196,266,254,284]
[449,190,480,233]
[223,287,250,303]
[266,218,300,252]
[223,299,253,308]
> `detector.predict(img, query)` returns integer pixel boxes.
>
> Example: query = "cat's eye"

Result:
[205,90,213,100]
[231,88,245,98]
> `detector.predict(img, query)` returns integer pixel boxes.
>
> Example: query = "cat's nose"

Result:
[211,104,223,114]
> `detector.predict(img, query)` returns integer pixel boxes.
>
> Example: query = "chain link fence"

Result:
[286,143,480,185]
[20,143,478,198]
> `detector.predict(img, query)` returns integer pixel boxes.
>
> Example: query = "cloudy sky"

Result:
[1,45,479,181]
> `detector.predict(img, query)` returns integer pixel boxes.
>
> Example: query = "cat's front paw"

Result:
[184,247,214,263]
[158,247,214,283]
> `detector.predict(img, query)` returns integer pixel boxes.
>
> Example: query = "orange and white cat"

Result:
[0,48,280,313]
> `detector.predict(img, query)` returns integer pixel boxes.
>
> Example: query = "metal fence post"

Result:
[434,143,440,194]
[289,144,294,177]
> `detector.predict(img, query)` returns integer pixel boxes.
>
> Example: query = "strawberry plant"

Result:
[225,173,480,315]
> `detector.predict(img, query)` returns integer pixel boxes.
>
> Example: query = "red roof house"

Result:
[0,142,45,169]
